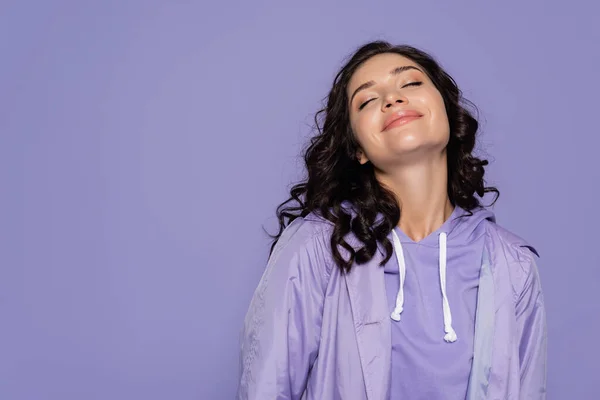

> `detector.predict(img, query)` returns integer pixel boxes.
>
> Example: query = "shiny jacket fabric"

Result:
[237,211,547,399]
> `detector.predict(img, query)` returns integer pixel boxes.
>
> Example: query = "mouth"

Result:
[382,115,422,131]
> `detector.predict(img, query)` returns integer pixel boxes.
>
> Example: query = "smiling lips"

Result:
[382,110,423,131]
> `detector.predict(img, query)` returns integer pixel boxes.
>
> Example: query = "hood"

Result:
[393,205,496,247]
[337,200,496,249]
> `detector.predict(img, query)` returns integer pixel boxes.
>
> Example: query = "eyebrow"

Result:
[349,65,423,105]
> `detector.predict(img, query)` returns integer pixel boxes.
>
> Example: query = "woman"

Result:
[237,41,547,400]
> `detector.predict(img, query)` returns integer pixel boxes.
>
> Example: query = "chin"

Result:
[391,130,447,149]
[391,135,430,151]
[388,138,447,161]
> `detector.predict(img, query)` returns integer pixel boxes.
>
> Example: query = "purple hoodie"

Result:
[237,205,547,399]
[385,205,493,399]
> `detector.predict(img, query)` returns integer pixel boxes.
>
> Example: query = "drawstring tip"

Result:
[390,310,402,321]
[444,326,457,343]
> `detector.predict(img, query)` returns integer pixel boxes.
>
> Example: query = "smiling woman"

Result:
[237,41,547,400]
[348,53,451,169]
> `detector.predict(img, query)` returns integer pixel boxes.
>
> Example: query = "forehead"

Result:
[347,53,421,93]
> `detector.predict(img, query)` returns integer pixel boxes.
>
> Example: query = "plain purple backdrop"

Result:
[1,1,598,399]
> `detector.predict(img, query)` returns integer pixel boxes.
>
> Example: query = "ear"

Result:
[356,149,369,165]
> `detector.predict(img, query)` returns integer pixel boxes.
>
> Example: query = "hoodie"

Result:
[384,205,495,399]
[237,204,546,400]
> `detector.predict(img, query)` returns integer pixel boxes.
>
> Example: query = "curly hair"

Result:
[267,40,499,274]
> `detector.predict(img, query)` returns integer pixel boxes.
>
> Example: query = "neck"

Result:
[376,152,453,242]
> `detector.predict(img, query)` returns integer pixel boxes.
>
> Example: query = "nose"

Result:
[382,91,408,110]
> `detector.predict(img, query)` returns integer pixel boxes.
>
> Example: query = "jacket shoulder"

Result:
[484,219,540,258]
[483,219,541,299]
[271,214,335,275]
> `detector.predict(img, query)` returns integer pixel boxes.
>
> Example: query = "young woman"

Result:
[237,41,547,400]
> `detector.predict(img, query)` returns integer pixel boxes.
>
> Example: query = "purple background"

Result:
[2,1,598,399]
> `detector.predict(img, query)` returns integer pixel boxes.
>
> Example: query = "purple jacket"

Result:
[237,211,547,399]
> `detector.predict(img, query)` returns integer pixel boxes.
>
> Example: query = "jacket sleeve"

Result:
[515,247,547,399]
[237,219,332,400]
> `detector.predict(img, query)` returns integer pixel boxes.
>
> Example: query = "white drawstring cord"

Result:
[390,229,405,321]
[438,232,457,342]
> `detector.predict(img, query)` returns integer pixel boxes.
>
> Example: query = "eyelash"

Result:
[358,81,423,110]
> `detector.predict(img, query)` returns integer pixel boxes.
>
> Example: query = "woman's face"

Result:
[346,53,450,168]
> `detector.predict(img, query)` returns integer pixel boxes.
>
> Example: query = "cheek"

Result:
[423,91,449,128]
[351,115,374,145]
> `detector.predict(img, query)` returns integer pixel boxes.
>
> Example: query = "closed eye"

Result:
[358,81,423,110]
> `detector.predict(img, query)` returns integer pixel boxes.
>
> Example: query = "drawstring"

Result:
[390,229,458,343]
[390,229,406,321]
[438,232,457,342]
